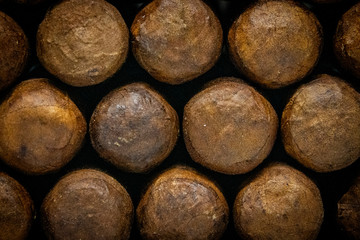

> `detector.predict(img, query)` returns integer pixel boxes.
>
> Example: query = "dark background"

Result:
[0,0,360,239]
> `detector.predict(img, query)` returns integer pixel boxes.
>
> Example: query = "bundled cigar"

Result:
[0,0,358,239]
[0,78,87,175]
[90,82,179,173]
[131,0,223,84]
[183,77,278,175]
[41,169,134,240]
[228,0,323,88]
[337,176,360,239]
[0,172,34,240]
[10,0,49,4]
[0,11,28,91]
[334,2,360,79]
[137,166,229,240]
[233,163,324,240]
[311,0,343,3]
[37,0,129,87]
[282,74,360,172]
